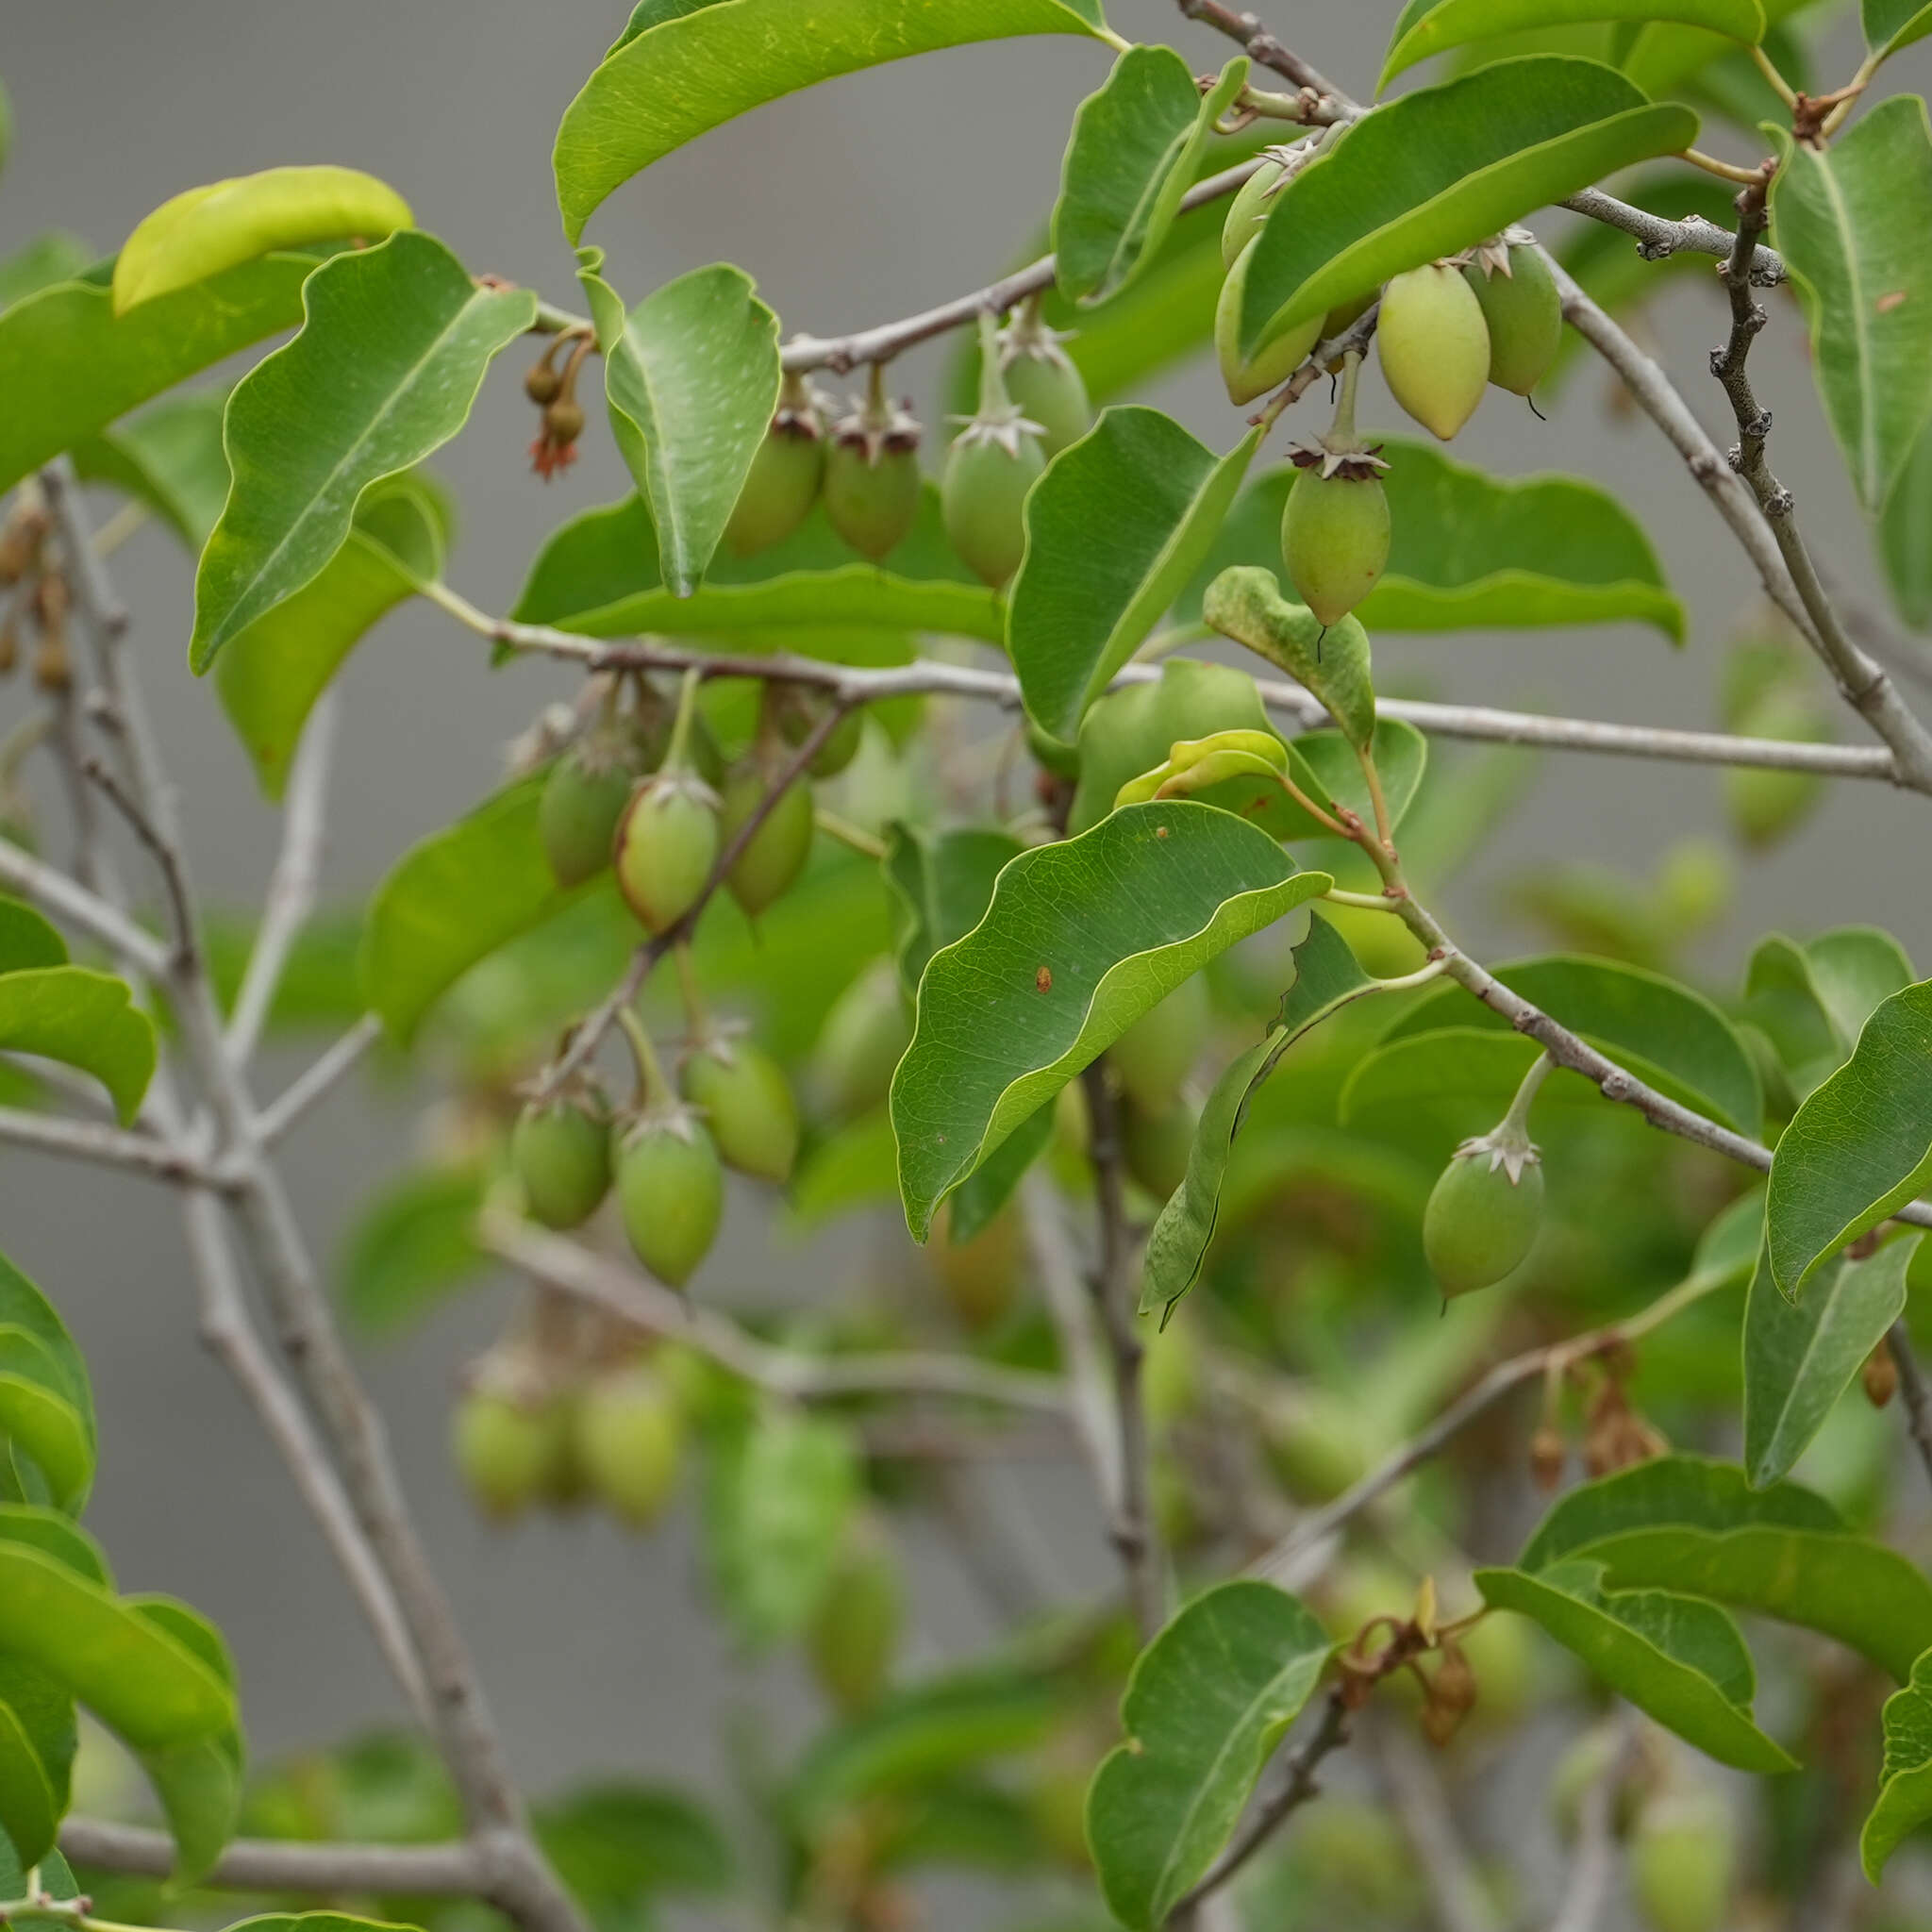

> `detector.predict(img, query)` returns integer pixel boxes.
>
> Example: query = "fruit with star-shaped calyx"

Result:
[1221,143,1305,266]
[724,370,825,557]
[539,697,651,889]
[615,1104,724,1289]
[1280,349,1391,626]
[510,1088,611,1229]
[765,682,862,778]
[681,1028,799,1184]
[613,771,719,933]
[824,363,923,559]
[943,311,1046,587]
[1424,1125,1544,1297]
[994,296,1091,458]
[1217,237,1324,406]
[574,1356,684,1527]
[1378,262,1491,440]
[1463,231,1562,397]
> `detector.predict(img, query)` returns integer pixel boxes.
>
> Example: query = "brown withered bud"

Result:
[1419,1636,1479,1748]
[1864,1340,1900,1409]
[1529,1424,1567,1491]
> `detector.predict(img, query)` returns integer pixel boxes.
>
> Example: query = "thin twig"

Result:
[1889,1322,1932,1495]
[1173,0,1350,107]
[0,832,172,978]
[1370,1716,1499,1932]
[0,1106,226,1188]
[80,757,193,953]
[1546,1715,1639,1932]
[256,1012,384,1145]
[58,1817,483,1895]
[1561,187,1785,282]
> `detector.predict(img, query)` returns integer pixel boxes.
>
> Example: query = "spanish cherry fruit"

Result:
[812,958,914,1119]
[1220,148,1292,267]
[768,683,862,777]
[539,726,642,889]
[681,1034,799,1184]
[806,1515,905,1712]
[615,1109,724,1289]
[724,375,824,558]
[1123,1096,1198,1200]
[942,428,1043,588]
[997,302,1091,458]
[1281,468,1391,626]
[1377,262,1491,441]
[1464,239,1562,397]
[1110,973,1211,1113]
[453,1386,567,1522]
[1423,1132,1544,1297]
[928,1199,1023,1330]
[613,774,720,934]
[574,1358,684,1527]
[510,1094,611,1229]
[1217,239,1324,406]
[1629,1789,1735,1932]
[719,762,814,918]
[824,371,923,559]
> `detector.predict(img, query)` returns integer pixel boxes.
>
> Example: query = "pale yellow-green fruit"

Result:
[1377,263,1491,441]
[1629,1788,1736,1932]
[1217,240,1324,405]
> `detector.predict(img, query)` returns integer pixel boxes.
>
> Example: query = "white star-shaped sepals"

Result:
[1452,1129,1542,1187]
[946,411,1047,458]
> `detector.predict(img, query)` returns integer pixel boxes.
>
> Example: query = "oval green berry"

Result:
[1217,240,1324,406]
[574,1360,684,1528]
[813,958,914,1119]
[1281,469,1391,627]
[1422,1144,1543,1296]
[824,440,922,560]
[1465,244,1562,397]
[1110,974,1211,1114]
[1221,155,1288,268]
[724,419,824,557]
[1629,1790,1735,1932]
[612,776,719,934]
[719,766,814,918]
[539,735,640,889]
[807,1517,905,1712]
[942,428,1045,588]
[681,1036,800,1184]
[452,1390,567,1523]
[1002,347,1091,459]
[510,1096,611,1230]
[1378,263,1491,441]
[616,1115,724,1289]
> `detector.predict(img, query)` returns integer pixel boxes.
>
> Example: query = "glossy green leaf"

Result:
[1143,914,1384,1317]
[576,252,779,596]
[1865,1649,1932,1880]
[1010,409,1265,741]
[71,389,230,549]
[946,1103,1055,1246]
[190,231,532,672]
[884,824,1026,1002]
[1740,927,1912,1098]
[1240,58,1697,353]
[361,774,590,1045]
[554,0,1108,241]
[0,1332,92,1514]
[0,1656,75,1870]
[1087,1581,1332,1931]
[1381,0,1762,89]
[1475,1561,1795,1772]
[703,1412,859,1649]
[1385,954,1762,1136]
[0,255,312,495]
[1341,1024,1544,1134]
[891,803,1331,1239]
[1617,0,1811,95]
[1178,719,1426,846]
[511,487,1000,645]
[1770,99,1932,513]
[1863,0,1932,57]
[0,969,156,1125]
[112,166,408,314]
[214,473,447,798]
[0,233,92,313]
[1202,567,1375,751]
[1055,50,1245,306]
[336,1161,490,1337]
[1745,1235,1919,1486]
[0,902,67,975]
[1767,979,1932,1295]
[128,1598,242,1883]
[0,1257,95,1488]
[1518,1454,1932,1678]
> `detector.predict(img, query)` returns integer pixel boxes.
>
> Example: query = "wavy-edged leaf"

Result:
[0,256,312,495]
[215,473,448,798]
[1185,719,1428,846]
[111,166,408,316]
[1475,1561,1794,1771]
[0,901,67,974]
[1863,0,1932,58]
[1518,1453,1932,1677]
[1010,408,1265,741]
[576,252,779,597]
[553,0,1109,242]
[0,968,156,1124]
[946,1105,1054,1246]
[336,1161,490,1337]
[883,824,1026,1003]
[1055,50,1246,306]
[0,232,93,313]
[72,389,230,549]
[361,774,590,1045]
[190,231,532,672]
[1143,914,1384,1317]
[891,803,1331,1239]
[1240,57,1697,353]
[1865,1649,1932,1880]
[1767,978,1932,1296]
[1745,1235,1919,1487]
[1770,98,1932,513]
[1087,1581,1331,1931]
[1380,0,1763,90]
[1202,567,1374,750]
[128,1598,242,1883]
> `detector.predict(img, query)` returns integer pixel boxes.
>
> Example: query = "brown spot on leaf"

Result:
[1878,290,1909,314]
[1036,966,1053,992]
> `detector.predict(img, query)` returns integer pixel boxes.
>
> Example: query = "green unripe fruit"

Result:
[724,419,824,558]
[574,1361,683,1527]
[1141,1313,1203,1430]
[718,764,814,918]
[1378,263,1491,440]
[1123,1096,1198,1200]
[539,734,641,888]
[452,1391,567,1522]
[1026,718,1080,781]
[1423,1141,1544,1297]
[612,775,719,934]
[1110,974,1211,1113]
[806,1518,905,1711]
[1217,241,1324,405]
[1550,1724,1643,1843]
[929,1199,1024,1330]
[1281,469,1391,626]
[510,1096,611,1230]
[824,439,922,560]
[812,958,913,1119]
[770,685,863,778]
[1221,154,1289,267]
[1001,346,1091,459]
[1465,244,1562,396]
[615,1114,724,1289]
[1629,1790,1735,1932]
[681,1037,799,1184]
[942,428,1045,588]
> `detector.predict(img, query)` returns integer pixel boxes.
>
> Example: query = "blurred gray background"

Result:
[0,0,1922,1831]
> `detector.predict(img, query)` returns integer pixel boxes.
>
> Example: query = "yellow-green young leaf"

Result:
[0,1253,95,1482]
[191,231,533,673]
[1239,57,1698,355]
[0,968,156,1124]
[0,1657,75,1870]
[127,1598,242,1883]
[1770,98,1932,513]
[71,389,231,549]
[1087,1582,1332,1930]
[361,774,593,1046]
[1183,719,1427,846]
[891,803,1331,1239]
[215,473,449,798]
[1055,50,1247,306]
[0,1330,92,1514]
[1768,979,1932,1295]
[1380,0,1763,91]
[511,487,1001,646]
[111,166,411,314]
[553,0,1110,242]
[1745,1236,1920,1487]
[1011,409,1265,741]
[1865,1650,1932,1879]
[1475,1562,1795,1772]
[576,251,780,597]
[1517,1454,1932,1679]
[1863,0,1932,58]
[1201,566,1375,749]
[0,256,311,496]
[0,232,94,313]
